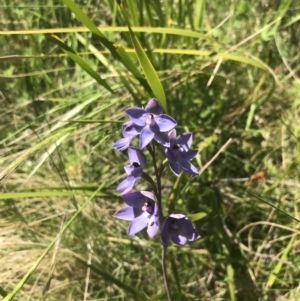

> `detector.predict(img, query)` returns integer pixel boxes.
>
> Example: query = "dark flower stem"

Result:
[149,141,172,301]
[149,141,163,220]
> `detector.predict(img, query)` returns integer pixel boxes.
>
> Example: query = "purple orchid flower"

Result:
[126,98,177,149]
[161,213,200,247]
[112,121,143,151]
[116,147,146,194]
[113,191,159,238]
[165,129,199,176]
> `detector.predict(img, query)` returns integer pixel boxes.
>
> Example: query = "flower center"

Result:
[132,162,140,168]
[142,201,153,214]
[171,220,179,230]
[172,144,182,158]
[146,114,155,126]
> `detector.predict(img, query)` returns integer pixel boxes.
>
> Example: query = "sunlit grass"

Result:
[1,0,300,300]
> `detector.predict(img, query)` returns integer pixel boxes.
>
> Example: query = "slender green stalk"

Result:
[162,246,172,301]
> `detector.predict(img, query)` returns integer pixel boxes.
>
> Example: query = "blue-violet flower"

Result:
[112,121,143,151]
[165,129,199,176]
[126,98,177,149]
[116,147,146,194]
[113,191,159,238]
[161,213,200,247]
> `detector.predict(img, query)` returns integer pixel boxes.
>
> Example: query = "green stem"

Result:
[162,246,172,301]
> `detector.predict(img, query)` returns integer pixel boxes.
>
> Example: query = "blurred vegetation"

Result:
[1,0,300,300]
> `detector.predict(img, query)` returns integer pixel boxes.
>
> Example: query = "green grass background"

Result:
[1,0,300,300]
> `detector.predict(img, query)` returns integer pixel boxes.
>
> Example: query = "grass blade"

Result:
[0,191,109,199]
[0,26,217,43]
[117,1,167,111]
[247,190,300,223]
[77,259,148,301]
[188,212,207,221]
[227,264,236,301]
[61,0,152,95]
[267,234,296,287]
[48,33,113,93]
[194,0,206,30]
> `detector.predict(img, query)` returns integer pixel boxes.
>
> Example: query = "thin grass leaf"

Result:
[127,0,139,26]
[117,2,167,111]
[147,293,167,301]
[194,0,206,30]
[267,234,296,287]
[74,33,144,101]
[2,185,104,301]
[0,26,217,43]
[0,191,109,199]
[115,44,144,79]
[247,190,300,224]
[245,72,267,130]
[150,49,278,82]
[61,0,152,94]
[61,0,108,38]
[227,264,236,301]
[261,0,293,39]
[282,14,300,28]
[188,212,207,221]
[48,34,113,92]
[77,259,148,301]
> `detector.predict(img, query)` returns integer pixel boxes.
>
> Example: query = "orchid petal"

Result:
[131,167,143,178]
[169,213,186,219]
[139,126,155,149]
[177,160,199,175]
[113,206,142,221]
[123,166,142,180]
[123,191,150,208]
[145,98,163,115]
[171,233,188,246]
[122,121,143,137]
[128,213,148,235]
[116,176,136,194]
[126,107,148,126]
[180,149,198,161]
[140,191,155,201]
[147,218,159,238]
[169,160,181,177]
[179,217,200,241]
[154,131,170,147]
[177,132,193,150]
[165,148,175,161]
[154,114,177,132]
[168,129,177,147]
[112,137,131,151]
[128,147,147,167]
[124,165,134,175]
